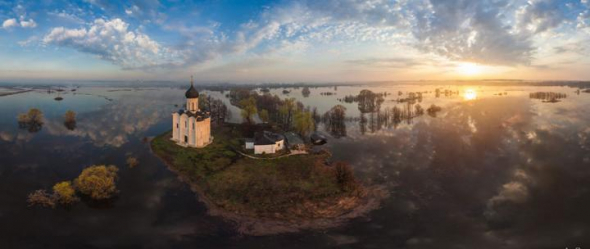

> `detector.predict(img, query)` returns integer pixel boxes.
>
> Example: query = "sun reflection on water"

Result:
[464,89,477,100]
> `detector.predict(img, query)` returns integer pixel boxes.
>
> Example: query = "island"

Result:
[151,78,384,235]
[151,125,384,235]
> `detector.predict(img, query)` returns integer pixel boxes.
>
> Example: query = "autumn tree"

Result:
[126,156,139,168]
[17,108,44,132]
[26,108,44,124]
[27,189,56,208]
[64,110,77,130]
[74,165,119,200]
[53,181,78,205]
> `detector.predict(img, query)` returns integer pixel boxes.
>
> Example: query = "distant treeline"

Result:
[529,92,567,102]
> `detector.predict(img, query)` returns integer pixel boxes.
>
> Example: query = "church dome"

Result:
[185,76,199,98]
[185,85,199,98]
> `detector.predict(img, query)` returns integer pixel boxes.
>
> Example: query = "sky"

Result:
[0,0,589,83]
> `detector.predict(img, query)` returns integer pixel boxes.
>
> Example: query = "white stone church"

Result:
[171,76,213,148]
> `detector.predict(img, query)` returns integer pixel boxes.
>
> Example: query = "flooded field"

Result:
[1,83,589,248]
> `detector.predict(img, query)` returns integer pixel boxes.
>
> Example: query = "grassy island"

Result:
[151,125,381,235]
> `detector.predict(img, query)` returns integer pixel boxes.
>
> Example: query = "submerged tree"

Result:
[27,190,56,208]
[53,181,79,205]
[323,105,347,138]
[74,165,119,200]
[357,89,384,113]
[64,110,77,130]
[427,104,442,117]
[17,108,44,133]
[126,156,139,168]
[301,86,311,97]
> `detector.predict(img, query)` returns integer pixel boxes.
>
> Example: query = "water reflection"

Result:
[463,88,477,100]
[0,84,589,248]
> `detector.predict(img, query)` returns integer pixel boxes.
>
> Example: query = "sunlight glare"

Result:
[464,89,477,100]
[456,62,482,76]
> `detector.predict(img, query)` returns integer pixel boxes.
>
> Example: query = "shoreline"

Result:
[149,133,388,236]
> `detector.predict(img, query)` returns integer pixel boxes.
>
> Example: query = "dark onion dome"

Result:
[185,75,199,98]
[185,85,199,98]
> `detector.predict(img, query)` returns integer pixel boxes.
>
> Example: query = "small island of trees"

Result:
[28,165,120,208]
[17,108,44,133]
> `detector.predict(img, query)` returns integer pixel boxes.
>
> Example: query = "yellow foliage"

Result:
[27,189,56,208]
[126,157,139,168]
[64,110,76,123]
[74,165,119,200]
[53,181,78,205]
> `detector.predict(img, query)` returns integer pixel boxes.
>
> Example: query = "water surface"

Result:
[1,84,589,248]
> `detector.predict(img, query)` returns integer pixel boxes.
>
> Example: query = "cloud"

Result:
[516,0,569,34]
[43,18,171,69]
[2,18,18,29]
[237,0,535,66]
[2,16,37,29]
[37,0,590,74]
[17,36,39,47]
[409,0,534,65]
[19,17,36,28]
[345,57,426,68]
[48,10,85,24]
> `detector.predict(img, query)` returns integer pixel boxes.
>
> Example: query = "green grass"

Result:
[151,125,357,218]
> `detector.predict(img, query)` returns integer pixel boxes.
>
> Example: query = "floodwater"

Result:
[0,84,589,248]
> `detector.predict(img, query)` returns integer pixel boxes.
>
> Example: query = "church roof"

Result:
[185,76,199,99]
[177,109,210,121]
[253,131,284,145]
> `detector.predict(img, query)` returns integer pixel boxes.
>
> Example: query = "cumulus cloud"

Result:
[516,0,569,34]
[2,18,18,29]
[19,17,37,28]
[1,16,38,29]
[236,0,535,66]
[38,0,590,72]
[43,18,171,69]
[409,0,534,65]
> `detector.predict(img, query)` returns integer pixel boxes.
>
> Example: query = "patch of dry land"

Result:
[150,125,386,235]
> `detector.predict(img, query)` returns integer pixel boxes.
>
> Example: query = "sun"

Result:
[456,62,482,76]
[464,88,477,100]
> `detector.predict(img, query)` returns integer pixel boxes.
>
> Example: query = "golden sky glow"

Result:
[0,1,589,83]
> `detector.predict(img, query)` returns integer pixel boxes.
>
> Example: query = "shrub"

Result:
[26,108,44,124]
[53,181,78,205]
[17,108,44,132]
[64,110,76,123]
[74,165,119,200]
[126,157,139,168]
[27,189,56,208]
[64,110,77,130]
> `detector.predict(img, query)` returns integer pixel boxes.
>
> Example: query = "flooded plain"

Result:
[1,83,589,248]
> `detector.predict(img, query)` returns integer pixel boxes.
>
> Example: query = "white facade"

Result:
[171,77,212,148]
[251,138,284,154]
